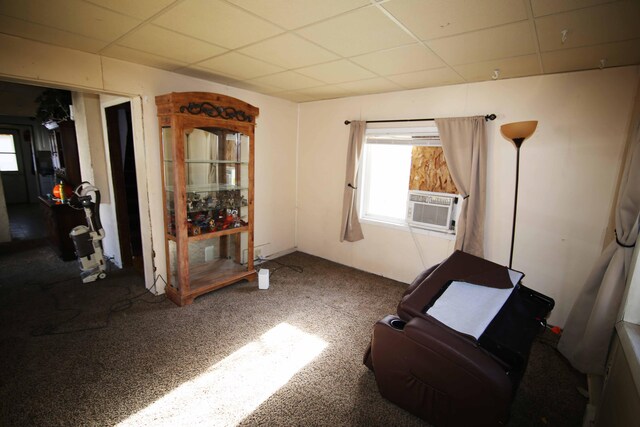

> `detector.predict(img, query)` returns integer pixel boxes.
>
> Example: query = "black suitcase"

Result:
[478,283,554,386]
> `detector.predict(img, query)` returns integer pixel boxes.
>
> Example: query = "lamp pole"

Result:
[509,137,525,269]
[501,120,537,270]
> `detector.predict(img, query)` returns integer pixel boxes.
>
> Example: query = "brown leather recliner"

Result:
[364,251,554,427]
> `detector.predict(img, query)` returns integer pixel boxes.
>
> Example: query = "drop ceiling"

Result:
[0,0,638,102]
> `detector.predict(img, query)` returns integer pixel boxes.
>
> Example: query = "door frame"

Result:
[0,77,156,293]
[100,95,154,287]
[104,101,134,268]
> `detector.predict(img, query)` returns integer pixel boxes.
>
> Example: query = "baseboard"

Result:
[256,247,297,263]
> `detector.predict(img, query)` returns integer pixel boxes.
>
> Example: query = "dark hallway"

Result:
[7,203,47,241]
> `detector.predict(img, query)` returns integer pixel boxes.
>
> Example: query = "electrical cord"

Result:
[257,258,303,276]
[31,274,166,337]
[408,223,427,269]
[37,276,80,291]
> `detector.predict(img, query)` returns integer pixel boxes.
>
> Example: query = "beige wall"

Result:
[71,91,123,265]
[71,92,110,198]
[297,66,640,326]
[0,34,299,292]
[1,32,637,324]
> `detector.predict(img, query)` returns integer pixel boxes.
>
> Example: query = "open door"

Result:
[104,102,142,271]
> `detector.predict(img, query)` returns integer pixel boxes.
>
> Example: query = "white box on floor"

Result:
[258,269,269,289]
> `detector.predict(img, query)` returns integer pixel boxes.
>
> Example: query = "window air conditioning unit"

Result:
[407,190,458,233]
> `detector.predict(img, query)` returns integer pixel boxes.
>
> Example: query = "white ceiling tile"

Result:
[383,0,528,41]
[0,0,140,42]
[117,25,226,64]
[227,0,369,30]
[386,68,464,89]
[453,55,541,82]
[294,85,356,101]
[535,1,640,52]
[295,60,376,84]
[0,0,637,102]
[541,39,640,73]
[296,6,415,57]
[175,67,239,85]
[239,33,339,69]
[531,0,616,17]
[101,45,187,71]
[351,44,445,76]
[248,72,324,91]
[0,14,108,53]
[198,52,284,80]
[271,91,317,103]
[428,21,537,65]
[338,77,404,95]
[232,80,281,94]
[153,0,283,49]
[85,0,176,20]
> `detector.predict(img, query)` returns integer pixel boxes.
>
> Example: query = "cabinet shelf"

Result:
[166,259,256,303]
[167,206,248,214]
[166,225,249,241]
[190,258,254,291]
[165,159,248,165]
[165,184,249,192]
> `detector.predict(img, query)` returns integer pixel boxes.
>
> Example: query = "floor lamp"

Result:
[500,121,538,269]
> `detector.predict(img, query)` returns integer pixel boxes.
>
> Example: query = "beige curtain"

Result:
[435,116,487,257]
[340,121,366,242]
[558,113,640,375]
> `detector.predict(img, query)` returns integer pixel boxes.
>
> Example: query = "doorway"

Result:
[0,81,154,291]
[0,128,29,204]
[1,126,48,241]
[104,102,143,271]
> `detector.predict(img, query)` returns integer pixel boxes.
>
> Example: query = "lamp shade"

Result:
[500,121,538,147]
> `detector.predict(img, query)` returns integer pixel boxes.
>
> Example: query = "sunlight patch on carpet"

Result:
[117,322,328,426]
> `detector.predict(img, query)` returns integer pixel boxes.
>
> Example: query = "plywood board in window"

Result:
[409,146,458,194]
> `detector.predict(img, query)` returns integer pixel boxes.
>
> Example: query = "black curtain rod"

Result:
[344,114,496,125]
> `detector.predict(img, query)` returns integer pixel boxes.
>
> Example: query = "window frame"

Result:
[0,132,20,173]
[357,125,457,239]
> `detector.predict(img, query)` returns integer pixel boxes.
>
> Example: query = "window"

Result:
[359,126,458,231]
[0,133,19,172]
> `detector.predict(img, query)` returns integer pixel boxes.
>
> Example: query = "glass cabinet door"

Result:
[185,232,249,289]
[183,127,250,237]
[163,126,252,292]
[162,127,175,235]
[162,126,178,287]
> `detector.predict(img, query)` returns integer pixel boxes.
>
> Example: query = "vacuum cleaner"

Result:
[69,182,107,283]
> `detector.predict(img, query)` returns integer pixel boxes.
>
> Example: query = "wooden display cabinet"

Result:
[156,92,259,306]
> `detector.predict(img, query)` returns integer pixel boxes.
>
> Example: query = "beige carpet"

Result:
[0,246,586,426]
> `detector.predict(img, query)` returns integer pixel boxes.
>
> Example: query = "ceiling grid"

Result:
[0,0,637,102]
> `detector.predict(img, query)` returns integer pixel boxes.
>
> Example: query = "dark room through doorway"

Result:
[105,102,142,272]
